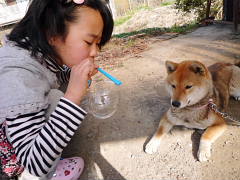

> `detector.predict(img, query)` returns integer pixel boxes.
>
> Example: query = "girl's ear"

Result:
[48,34,62,46]
[165,61,178,74]
[48,36,56,46]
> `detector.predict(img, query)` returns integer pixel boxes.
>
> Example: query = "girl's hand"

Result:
[64,58,98,105]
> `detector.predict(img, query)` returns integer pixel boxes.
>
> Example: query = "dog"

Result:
[145,60,240,161]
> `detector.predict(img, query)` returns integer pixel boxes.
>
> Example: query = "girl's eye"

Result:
[85,41,101,49]
[171,84,176,88]
[186,85,192,89]
[85,41,92,45]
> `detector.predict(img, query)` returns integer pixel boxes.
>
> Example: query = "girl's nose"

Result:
[90,44,99,58]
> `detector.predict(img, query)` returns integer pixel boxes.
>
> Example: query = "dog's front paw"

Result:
[197,141,211,162]
[197,147,211,162]
[234,96,240,101]
[144,138,161,154]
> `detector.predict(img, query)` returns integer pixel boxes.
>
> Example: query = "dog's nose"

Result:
[172,101,181,107]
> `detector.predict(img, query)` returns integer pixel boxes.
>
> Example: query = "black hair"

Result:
[7,0,113,61]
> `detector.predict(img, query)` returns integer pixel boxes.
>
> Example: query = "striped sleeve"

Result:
[58,66,71,84]
[6,97,87,177]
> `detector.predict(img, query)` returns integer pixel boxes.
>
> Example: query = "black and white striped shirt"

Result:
[5,57,86,177]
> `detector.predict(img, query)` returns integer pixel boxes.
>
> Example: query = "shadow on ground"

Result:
[62,23,240,180]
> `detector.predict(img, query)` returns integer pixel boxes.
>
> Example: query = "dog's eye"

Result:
[185,85,192,89]
[171,84,176,88]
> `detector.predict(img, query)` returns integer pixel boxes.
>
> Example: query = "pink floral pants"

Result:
[0,122,24,178]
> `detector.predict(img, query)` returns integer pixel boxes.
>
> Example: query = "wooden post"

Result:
[233,0,239,32]
[223,0,226,20]
[206,0,212,19]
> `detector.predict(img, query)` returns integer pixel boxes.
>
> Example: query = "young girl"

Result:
[0,0,113,179]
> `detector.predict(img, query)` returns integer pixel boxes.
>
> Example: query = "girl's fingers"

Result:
[64,58,97,105]
[70,58,97,85]
[91,67,98,76]
[72,59,94,76]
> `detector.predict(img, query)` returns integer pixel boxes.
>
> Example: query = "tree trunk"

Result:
[233,0,239,32]
[206,0,212,19]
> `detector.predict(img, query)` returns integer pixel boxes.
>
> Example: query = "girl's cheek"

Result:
[80,49,90,59]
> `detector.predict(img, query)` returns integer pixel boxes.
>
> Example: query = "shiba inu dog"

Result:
[145,60,240,161]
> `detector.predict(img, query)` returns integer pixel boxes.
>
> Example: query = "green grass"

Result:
[113,27,163,38]
[160,1,175,6]
[114,15,133,26]
[165,22,198,33]
[130,4,152,13]
[114,1,177,26]
[113,22,198,39]
[114,5,152,27]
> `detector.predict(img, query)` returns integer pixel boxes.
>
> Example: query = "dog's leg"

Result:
[145,113,173,154]
[230,83,240,101]
[217,84,230,111]
[230,65,240,101]
[197,117,226,162]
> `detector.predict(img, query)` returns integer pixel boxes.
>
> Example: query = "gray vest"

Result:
[0,38,60,122]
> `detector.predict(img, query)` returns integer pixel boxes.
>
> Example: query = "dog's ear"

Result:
[165,61,178,74]
[189,62,206,76]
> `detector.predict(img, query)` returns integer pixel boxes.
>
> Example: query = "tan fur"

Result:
[155,126,164,138]
[145,60,240,161]
[229,65,240,100]
[208,63,232,110]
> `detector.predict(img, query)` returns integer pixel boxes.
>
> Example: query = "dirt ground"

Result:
[61,23,240,180]
[0,23,240,180]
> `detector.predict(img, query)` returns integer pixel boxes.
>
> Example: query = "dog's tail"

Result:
[234,59,240,68]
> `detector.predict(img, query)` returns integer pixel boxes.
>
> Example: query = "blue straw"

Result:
[98,68,122,86]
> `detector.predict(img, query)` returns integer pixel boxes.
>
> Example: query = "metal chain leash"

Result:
[208,100,240,125]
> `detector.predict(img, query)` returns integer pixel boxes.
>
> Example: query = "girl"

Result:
[0,0,113,179]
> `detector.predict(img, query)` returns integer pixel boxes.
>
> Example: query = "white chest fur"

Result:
[167,108,215,129]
